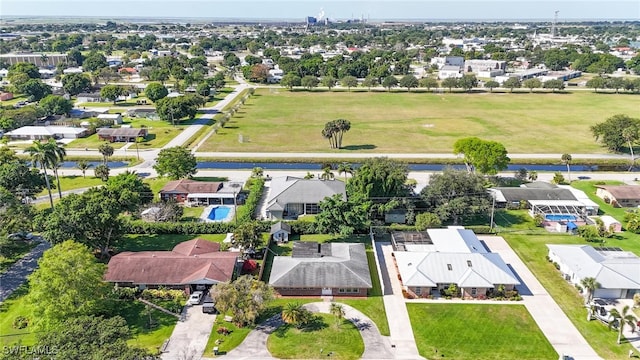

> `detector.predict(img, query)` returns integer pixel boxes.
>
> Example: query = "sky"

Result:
[1,0,639,21]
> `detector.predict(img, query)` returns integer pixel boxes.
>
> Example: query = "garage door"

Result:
[594,288,622,299]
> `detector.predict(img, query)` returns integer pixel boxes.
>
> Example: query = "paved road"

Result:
[32,186,96,204]
[161,304,216,360]
[480,236,602,360]
[0,240,50,302]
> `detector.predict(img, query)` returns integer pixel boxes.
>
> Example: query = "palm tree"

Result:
[580,277,600,305]
[329,303,345,327]
[76,160,92,178]
[622,126,638,171]
[320,167,335,181]
[337,162,354,181]
[24,140,56,209]
[281,302,310,328]
[98,143,114,165]
[94,164,110,182]
[45,139,66,199]
[561,153,572,183]
[608,305,638,344]
[528,170,538,181]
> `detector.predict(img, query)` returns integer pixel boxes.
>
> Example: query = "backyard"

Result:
[199,90,640,153]
[407,303,557,360]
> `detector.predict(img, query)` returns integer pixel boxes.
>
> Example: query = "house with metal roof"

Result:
[5,125,89,140]
[393,227,520,298]
[547,244,640,299]
[265,176,346,220]
[268,242,372,297]
[159,179,242,206]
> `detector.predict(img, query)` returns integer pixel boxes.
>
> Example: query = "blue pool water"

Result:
[207,206,231,221]
[545,214,577,221]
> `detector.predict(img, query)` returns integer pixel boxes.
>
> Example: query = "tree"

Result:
[24,140,55,208]
[94,164,110,181]
[249,64,269,83]
[44,139,66,200]
[419,77,439,91]
[347,157,409,199]
[222,52,240,67]
[98,143,114,165]
[329,303,345,327]
[210,275,274,327]
[105,171,153,213]
[280,73,301,91]
[626,210,640,234]
[528,170,538,181]
[76,160,91,178]
[0,160,46,201]
[8,62,40,80]
[301,75,319,90]
[100,84,125,104]
[233,221,263,254]
[36,188,124,258]
[39,94,73,116]
[36,315,151,360]
[621,126,639,170]
[0,187,34,237]
[320,166,335,180]
[421,168,491,225]
[282,302,313,328]
[382,75,398,91]
[551,172,566,185]
[67,49,84,66]
[561,153,572,182]
[502,77,521,93]
[315,194,369,236]
[608,305,637,345]
[341,75,358,91]
[321,119,351,149]
[453,137,510,175]
[441,77,458,92]
[580,277,600,305]
[586,77,607,93]
[522,78,542,93]
[154,146,197,179]
[399,75,419,92]
[606,77,625,94]
[155,96,203,125]
[543,79,565,93]
[82,51,108,72]
[21,79,52,101]
[415,212,442,230]
[484,80,499,92]
[458,74,478,92]
[591,114,640,152]
[27,241,109,329]
[337,162,354,181]
[321,75,337,90]
[362,76,378,91]
[62,73,91,95]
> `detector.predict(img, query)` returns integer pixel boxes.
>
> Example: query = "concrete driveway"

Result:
[161,304,216,360]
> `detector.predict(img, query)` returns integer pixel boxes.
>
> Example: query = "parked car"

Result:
[202,301,218,314]
[188,291,203,305]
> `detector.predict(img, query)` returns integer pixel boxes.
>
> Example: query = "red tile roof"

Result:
[160,179,223,195]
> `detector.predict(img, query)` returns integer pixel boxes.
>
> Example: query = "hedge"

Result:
[237,177,265,224]
[124,220,235,234]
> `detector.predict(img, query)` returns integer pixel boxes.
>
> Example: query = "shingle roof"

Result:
[97,128,146,137]
[492,187,577,203]
[269,242,372,289]
[266,177,346,211]
[160,179,223,195]
[596,185,640,201]
[270,221,292,235]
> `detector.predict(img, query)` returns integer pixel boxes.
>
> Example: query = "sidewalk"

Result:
[0,240,50,302]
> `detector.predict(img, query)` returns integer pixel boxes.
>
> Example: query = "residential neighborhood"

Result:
[1,6,640,360]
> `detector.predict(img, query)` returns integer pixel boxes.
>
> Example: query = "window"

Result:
[414,287,422,295]
[467,260,472,267]
[471,288,477,296]
[447,264,452,271]
[338,288,359,294]
[305,203,319,214]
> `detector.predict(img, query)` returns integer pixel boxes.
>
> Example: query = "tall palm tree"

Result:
[622,126,638,171]
[76,160,92,178]
[98,143,114,165]
[45,139,66,199]
[608,305,637,344]
[320,167,335,181]
[329,303,345,327]
[337,162,354,182]
[24,140,56,209]
[580,277,600,305]
[561,153,572,183]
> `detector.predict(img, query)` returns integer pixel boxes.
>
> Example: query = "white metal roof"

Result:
[6,126,86,136]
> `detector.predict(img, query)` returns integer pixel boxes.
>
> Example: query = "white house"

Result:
[96,113,123,125]
[5,126,89,140]
[438,65,463,79]
[547,244,640,299]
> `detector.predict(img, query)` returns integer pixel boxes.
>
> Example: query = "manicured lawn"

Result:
[267,313,364,360]
[37,175,104,196]
[66,134,126,149]
[67,118,183,150]
[571,180,632,222]
[0,240,36,274]
[503,233,637,359]
[407,303,557,360]
[199,90,640,153]
[0,286,37,347]
[118,300,178,354]
[181,206,204,221]
[118,234,226,252]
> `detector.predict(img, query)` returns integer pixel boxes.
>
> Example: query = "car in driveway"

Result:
[188,291,203,305]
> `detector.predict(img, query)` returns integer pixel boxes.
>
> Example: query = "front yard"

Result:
[407,303,557,360]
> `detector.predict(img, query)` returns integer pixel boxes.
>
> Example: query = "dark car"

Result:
[202,301,218,314]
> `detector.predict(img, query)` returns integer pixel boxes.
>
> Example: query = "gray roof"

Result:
[492,187,577,203]
[266,176,346,211]
[97,128,146,137]
[547,244,640,290]
[270,221,292,235]
[269,242,372,289]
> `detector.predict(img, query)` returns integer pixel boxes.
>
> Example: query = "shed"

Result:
[270,221,292,243]
[600,215,622,233]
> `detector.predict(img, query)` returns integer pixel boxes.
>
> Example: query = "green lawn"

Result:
[0,240,37,274]
[37,175,104,196]
[118,234,226,252]
[66,134,126,149]
[199,90,640,154]
[267,313,364,360]
[572,180,633,222]
[67,118,183,150]
[0,286,38,348]
[407,303,557,360]
[503,234,637,359]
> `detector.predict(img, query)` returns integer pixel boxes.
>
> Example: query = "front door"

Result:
[322,288,332,296]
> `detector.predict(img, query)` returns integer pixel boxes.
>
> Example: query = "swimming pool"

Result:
[545,214,577,221]
[207,206,231,221]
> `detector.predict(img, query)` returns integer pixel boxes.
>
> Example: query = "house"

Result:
[76,93,103,103]
[96,113,123,125]
[392,227,520,298]
[97,127,147,142]
[464,59,507,77]
[595,185,640,208]
[265,176,346,220]
[438,65,463,79]
[268,242,372,297]
[600,215,622,233]
[105,238,240,293]
[159,179,242,206]
[5,126,89,140]
[126,108,158,119]
[490,183,599,216]
[270,221,292,243]
[0,92,13,101]
[547,244,640,299]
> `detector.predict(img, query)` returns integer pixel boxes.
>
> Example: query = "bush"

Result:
[141,288,187,302]
[237,177,265,223]
[12,316,29,329]
[465,225,494,234]
[553,262,560,270]
[288,220,317,234]
[112,286,138,300]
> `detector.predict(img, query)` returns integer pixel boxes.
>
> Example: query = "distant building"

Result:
[0,53,68,67]
[5,126,89,140]
[464,59,506,77]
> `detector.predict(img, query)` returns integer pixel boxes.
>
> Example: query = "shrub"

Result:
[634,293,640,308]
[112,286,138,300]
[125,220,234,234]
[237,177,265,223]
[575,284,584,293]
[553,262,560,270]
[12,316,29,329]
[217,326,231,335]
[533,214,545,227]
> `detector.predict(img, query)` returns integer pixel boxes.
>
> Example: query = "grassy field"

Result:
[267,313,364,360]
[503,234,637,359]
[118,233,226,252]
[67,118,182,150]
[37,175,104,196]
[199,90,640,154]
[407,303,557,360]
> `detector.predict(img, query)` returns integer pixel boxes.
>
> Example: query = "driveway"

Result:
[161,304,216,360]
[480,236,602,360]
[0,240,50,302]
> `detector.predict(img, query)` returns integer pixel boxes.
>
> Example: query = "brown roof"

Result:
[104,239,238,285]
[596,185,640,200]
[160,179,223,195]
[97,128,147,137]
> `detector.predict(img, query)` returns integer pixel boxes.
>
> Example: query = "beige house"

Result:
[596,185,640,208]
